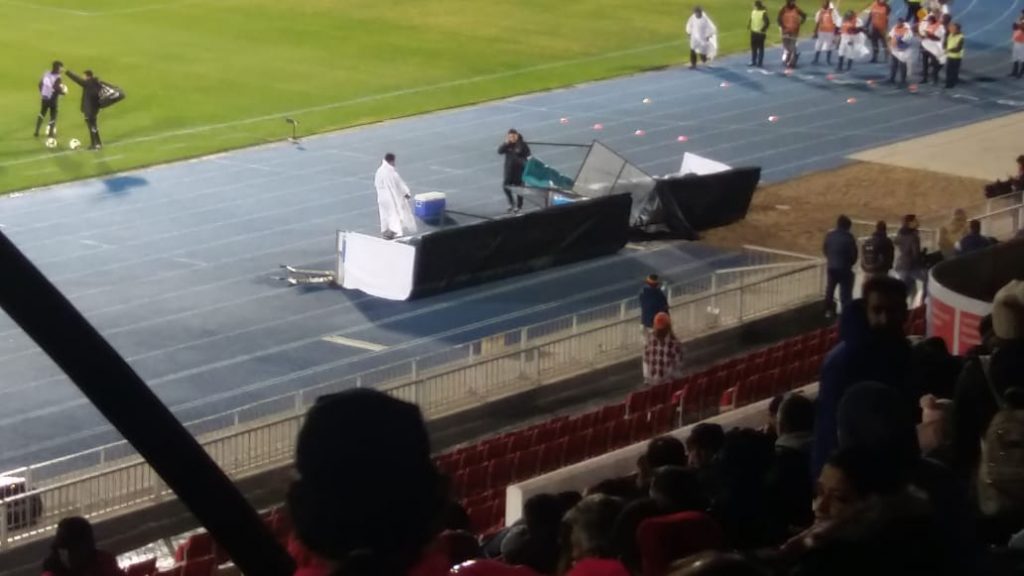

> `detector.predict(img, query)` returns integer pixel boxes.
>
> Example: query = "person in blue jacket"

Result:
[955,220,994,255]
[822,215,859,318]
[811,275,912,479]
[639,274,669,332]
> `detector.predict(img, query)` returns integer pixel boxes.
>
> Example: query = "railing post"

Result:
[619,300,627,320]
[411,359,418,381]
[571,314,578,334]
[0,500,8,550]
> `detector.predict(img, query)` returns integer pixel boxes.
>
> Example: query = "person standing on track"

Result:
[836,11,866,72]
[865,0,892,63]
[498,128,530,214]
[34,60,65,138]
[1013,21,1024,79]
[778,0,808,69]
[944,21,964,88]
[918,13,946,85]
[889,17,914,85]
[812,1,840,65]
[749,1,771,67]
[686,6,718,69]
[64,69,103,150]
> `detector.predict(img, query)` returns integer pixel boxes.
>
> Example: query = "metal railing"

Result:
[0,248,825,550]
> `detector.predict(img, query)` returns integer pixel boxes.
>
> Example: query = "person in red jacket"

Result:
[41,517,125,576]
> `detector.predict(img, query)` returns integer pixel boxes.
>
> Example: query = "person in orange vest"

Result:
[1013,21,1024,79]
[836,10,865,71]
[888,17,914,85]
[778,0,809,68]
[813,1,841,65]
[918,13,946,84]
[865,0,892,63]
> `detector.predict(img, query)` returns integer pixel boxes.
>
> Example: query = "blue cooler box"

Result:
[414,192,446,219]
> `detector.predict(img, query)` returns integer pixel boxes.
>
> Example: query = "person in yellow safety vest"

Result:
[813,1,841,65]
[888,18,914,85]
[865,0,892,63]
[944,22,963,88]
[778,0,809,68]
[1012,21,1024,79]
[749,0,771,67]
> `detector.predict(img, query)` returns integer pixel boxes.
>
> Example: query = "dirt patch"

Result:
[702,162,988,255]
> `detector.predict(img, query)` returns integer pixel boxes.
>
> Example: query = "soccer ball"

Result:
[69,138,82,150]
[45,137,58,149]
[60,84,69,95]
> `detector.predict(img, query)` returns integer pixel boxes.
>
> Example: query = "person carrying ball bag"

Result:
[65,68,125,150]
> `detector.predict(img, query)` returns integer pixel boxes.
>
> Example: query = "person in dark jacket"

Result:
[41,517,125,576]
[639,274,669,332]
[64,69,103,150]
[894,214,925,303]
[822,215,858,317]
[860,220,895,278]
[770,394,816,531]
[811,276,911,480]
[955,220,993,255]
[497,128,531,213]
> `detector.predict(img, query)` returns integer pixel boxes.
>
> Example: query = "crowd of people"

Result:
[39,272,1024,576]
[684,0,1024,89]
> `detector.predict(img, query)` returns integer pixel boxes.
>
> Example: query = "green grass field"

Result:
[0,0,756,195]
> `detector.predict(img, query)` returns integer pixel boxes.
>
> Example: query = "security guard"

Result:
[945,22,964,88]
[749,0,771,67]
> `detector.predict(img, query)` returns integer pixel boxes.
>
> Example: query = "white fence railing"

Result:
[0,248,825,551]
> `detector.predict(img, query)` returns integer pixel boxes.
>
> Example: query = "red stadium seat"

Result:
[508,431,533,455]
[487,457,512,491]
[564,432,588,464]
[483,438,511,461]
[650,382,671,408]
[585,425,611,458]
[459,447,485,469]
[154,569,181,576]
[637,511,724,576]
[628,413,654,444]
[608,417,631,450]
[179,557,216,576]
[599,403,627,424]
[538,438,566,472]
[125,558,158,576]
[512,448,540,482]
[463,464,488,497]
[175,533,213,562]
[626,389,653,416]
[719,386,736,412]
[650,405,675,434]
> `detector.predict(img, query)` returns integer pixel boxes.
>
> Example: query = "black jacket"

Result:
[639,284,669,328]
[498,140,531,186]
[822,228,858,271]
[66,71,102,116]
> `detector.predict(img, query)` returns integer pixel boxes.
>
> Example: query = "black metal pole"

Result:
[0,231,294,576]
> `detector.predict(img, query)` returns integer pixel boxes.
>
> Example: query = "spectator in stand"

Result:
[614,467,707,573]
[560,495,630,576]
[770,394,816,531]
[811,276,911,479]
[709,428,785,549]
[686,423,726,498]
[952,280,1024,501]
[938,208,968,258]
[894,214,926,304]
[860,220,895,279]
[837,382,978,573]
[917,394,955,464]
[761,394,785,441]
[639,274,669,334]
[288,389,447,576]
[502,494,568,574]
[907,336,961,400]
[636,436,689,494]
[822,215,858,318]
[955,219,994,255]
[41,517,125,576]
[643,312,685,386]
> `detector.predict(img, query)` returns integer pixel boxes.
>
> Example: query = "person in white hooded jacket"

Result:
[686,6,718,69]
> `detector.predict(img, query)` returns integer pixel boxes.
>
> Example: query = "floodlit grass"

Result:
[0,0,758,194]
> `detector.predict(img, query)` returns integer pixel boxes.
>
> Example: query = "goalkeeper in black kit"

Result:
[65,69,104,150]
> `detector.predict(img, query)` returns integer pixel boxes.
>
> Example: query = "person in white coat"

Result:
[374,153,417,240]
[888,17,915,85]
[686,7,718,68]
[836,11,869,71]
[919,13,946,83]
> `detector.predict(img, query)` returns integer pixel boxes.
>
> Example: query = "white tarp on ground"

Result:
[677,152,732,176]
[337,231,417,301]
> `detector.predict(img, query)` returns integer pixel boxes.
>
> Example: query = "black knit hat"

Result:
[289,389,444,573]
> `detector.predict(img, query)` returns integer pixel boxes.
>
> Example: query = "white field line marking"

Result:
[321,335,387,352]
